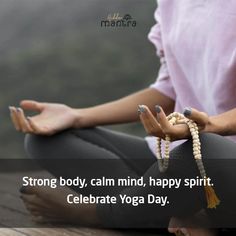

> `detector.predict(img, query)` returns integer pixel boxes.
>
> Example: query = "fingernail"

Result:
[183,107,192,117]
[155,105,161,113]
[20,186,27,193]
[26,116,31,121]
[17,107,21,112]
[138,105,146,114]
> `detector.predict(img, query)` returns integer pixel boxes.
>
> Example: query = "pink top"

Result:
[146,0,236,154]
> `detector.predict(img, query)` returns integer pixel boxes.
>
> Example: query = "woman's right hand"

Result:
[9,100,78,135]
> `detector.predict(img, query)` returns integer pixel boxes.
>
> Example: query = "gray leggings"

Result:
[24,127,236,228]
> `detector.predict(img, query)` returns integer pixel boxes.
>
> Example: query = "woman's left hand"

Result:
[138,105,210,141]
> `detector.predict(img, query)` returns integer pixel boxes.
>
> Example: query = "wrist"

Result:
[204,116,228,135]
[72,108,96,129]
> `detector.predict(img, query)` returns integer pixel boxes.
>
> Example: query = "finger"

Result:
[168,227,178,233]
[138,105,163,137]
[16,108,33,133]
[24,202,40,212]
[179,228,189,236]
[155,105,173,134]
[9,106,21,131]
[138,105,156,131]
[183,107,209,126]
[21,194,38,205]
[20,100,44,112]
[175,231,185,236]
[139,114,154,135]
[27,117,41,134]
[20,186,51,199]
[20,186,37,195]
[168,218,186,236]
[21,193,47,209]
[175,119,187,125]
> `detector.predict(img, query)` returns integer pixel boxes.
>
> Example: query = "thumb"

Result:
[20,100,44,112]
[183,107,209,126]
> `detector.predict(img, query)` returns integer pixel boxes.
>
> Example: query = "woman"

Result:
[9,0,236,235]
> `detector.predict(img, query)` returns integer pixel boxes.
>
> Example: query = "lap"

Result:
[106,133,236,226]
[24,127,156,176]
[24,128,236,227]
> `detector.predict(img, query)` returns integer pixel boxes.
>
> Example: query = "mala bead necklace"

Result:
[156,112,220,209]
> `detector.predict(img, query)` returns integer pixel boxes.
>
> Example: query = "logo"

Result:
[101,13,137,28]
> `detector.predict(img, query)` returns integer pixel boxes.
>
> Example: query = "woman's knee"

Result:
[167,133,232,176]
[24,130,73,159]
[24,133,51,159]
[172,133,235,160]
[197,133,236,159]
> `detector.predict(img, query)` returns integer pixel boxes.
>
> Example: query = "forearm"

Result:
[74,88,175,128]
[206,108,236,136]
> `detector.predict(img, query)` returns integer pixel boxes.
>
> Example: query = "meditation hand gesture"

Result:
[9,100,77,135]
[138,105,210,141]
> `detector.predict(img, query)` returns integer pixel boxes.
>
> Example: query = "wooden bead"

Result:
[156,111,207,181]
[195,154,202,159]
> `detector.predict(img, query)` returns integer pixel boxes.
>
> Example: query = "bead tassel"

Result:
[155,112,220,209]
[204,185,220,209]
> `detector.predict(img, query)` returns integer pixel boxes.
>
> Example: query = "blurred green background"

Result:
[0,0,159,158]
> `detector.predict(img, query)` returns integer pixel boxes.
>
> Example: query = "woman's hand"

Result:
[138,105,210,141]
[9,100,78,135]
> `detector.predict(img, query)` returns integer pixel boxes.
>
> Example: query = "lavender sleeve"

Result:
[148,8,176,101]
